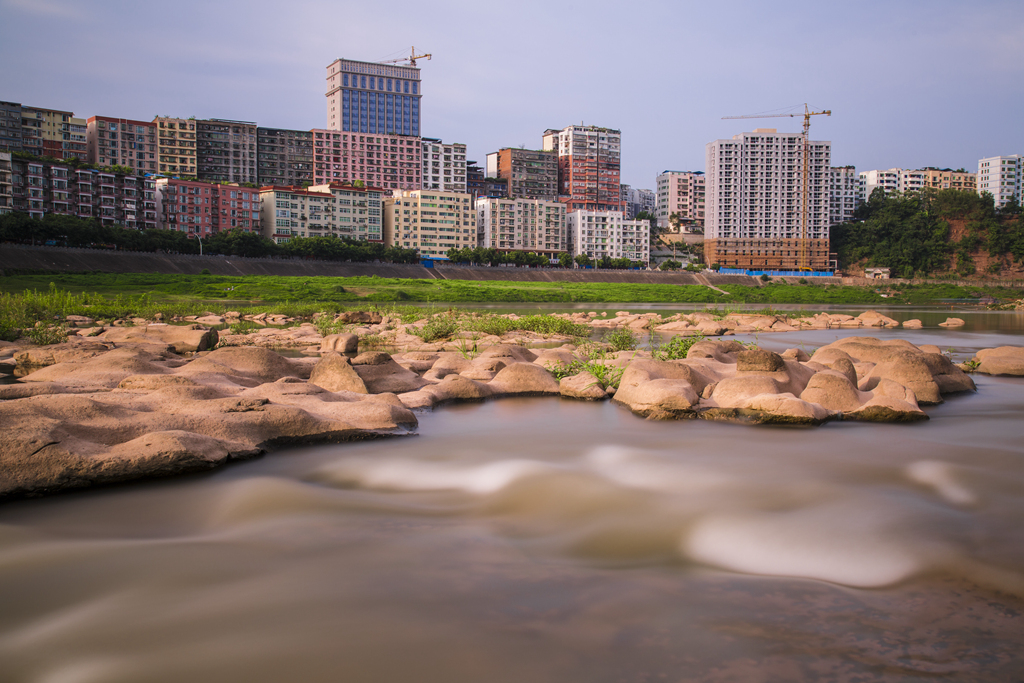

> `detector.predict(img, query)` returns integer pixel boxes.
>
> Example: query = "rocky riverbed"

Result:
[3,307,1023,501]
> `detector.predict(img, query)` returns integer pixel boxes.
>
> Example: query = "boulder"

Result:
[320,333,359,354]
[799,371,865,412]
[902,319,924,329]
[938,317,966,327]
[734,393,833,425]
[559,372,609,401]
[709,375,783,408]
[338,311,383,324]
[973,346,1024,376]
[180,346,311,384]
[488,362,560,396]
[351,352,429,394]
[309,353,369,394]
[101,324,218,353]
[421,374,493,404]
[860,350,942,405]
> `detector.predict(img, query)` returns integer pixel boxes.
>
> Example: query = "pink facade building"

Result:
[87,116,158,174]
[155,178,260,236]
[312,128,421,191]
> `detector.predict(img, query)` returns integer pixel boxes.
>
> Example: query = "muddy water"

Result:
[2,330,1024,681]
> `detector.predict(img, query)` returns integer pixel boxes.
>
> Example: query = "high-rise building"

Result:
[421,138,467,193]
[325,58,421,137]
[542,125,621,211]
[196,119,257,184]
[19,106,87,160]
[919,167,976,192]
[312,128,421,190]
[257,127,313,187]
[9,155,156,229]
[308,182,385,242]
[857,168,926,204]
[466,161,508,200]
[384,190,474,256]
[154,117,197,176]
[87,116,158,174]
[976,156,1021,207]
[0,102,23,152]
[566,210,650,264]
[0,151,13,215]
[485,147,558,201]
[655,170,705,230]
[156,178,260,236]
[705,128,831,270]
[829,166,857,225]
[475,197,566,256]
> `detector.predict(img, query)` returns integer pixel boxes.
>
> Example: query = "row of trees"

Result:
[443,246,645,270]
[832,188,1024,277]
[0,212,420,263]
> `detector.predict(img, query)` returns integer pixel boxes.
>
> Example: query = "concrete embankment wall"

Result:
[0,245,769,286]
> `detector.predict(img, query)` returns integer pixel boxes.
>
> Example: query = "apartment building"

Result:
[0,102,23,152]
[829,166,857,225]
[857,168,926,204]
[466,161,508,199]
[257,127,313,187]
[156,178,259,236]
[705,128,831,270]
[542,125,622,211]
[308,182,385,241]
[0,151,13,215]
[919,167,976,192]
[977,155,1022,207]
[326,58,421,137]
[196,119,257,184]
[18,106,87,160]
[154,117,197,176]
[312,128,421,190]
[475,197,566,256]
[422,138,467,193]
[485,148,558,200]
[566,210,650,263]
[385,190,475,257]
[87,116,158,174]
[655,170,705,230]
[620,185,655,220]
[9,156,156,228]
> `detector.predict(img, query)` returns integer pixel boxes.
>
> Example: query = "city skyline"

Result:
[1,0,1022,190]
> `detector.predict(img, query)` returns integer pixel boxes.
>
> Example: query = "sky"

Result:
[2,0,1022,190]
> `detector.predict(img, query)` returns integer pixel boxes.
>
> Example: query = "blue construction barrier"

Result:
[719,268,835,277]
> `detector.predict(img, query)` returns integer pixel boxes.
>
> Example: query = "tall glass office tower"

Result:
[325,58,421,137]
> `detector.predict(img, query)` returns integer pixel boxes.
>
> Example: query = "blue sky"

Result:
[2,0,1022,190]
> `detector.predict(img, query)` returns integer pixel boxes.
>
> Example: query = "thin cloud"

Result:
[2,0,84,19]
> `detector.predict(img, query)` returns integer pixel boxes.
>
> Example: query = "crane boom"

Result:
[720,104,831,269]
[380,46,432,67]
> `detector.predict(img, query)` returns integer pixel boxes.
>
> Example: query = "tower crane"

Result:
[380,46,432,67]
[722,104,831,270]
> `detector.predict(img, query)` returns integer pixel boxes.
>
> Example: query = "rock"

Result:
[195,315,226,325]
[974,346,1024,376]
[421,374,493,404]
[614,360,713,418]
[734,393,833,425]
[920,353,976,395]
[320,333,359,354]
[686,339,746,362]
[938,317,966,327]
[181,346,311,385]
[799,371,865,412]
[488,362,560,396]
[780,348,811,362]
[559,372,609,401]
[736,349,785,373]
[709,375,783,407]
[857,310,900,327]
[18,346,178,389]
[338,311,383,324]
[478,344,538,364]
[15,340,113,369]
[309,353,369,393]
[101,324,218,353]
[351,353,429,394]
[460,356,508,381]
[902,319,923,329]
[860,350,943,405]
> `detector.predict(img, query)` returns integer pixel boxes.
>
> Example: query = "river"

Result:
[1,310,1023,682]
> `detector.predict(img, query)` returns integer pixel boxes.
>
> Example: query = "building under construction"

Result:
[704,128,831,270]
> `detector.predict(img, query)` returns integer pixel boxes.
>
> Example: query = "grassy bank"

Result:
[1,272,1018,341]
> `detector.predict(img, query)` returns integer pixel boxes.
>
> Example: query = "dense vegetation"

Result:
[444,246,643,270]
[832,189,1024,277]
[0,212,419,263]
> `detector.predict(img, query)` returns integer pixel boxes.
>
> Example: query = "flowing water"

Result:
[2,315,1024,681]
